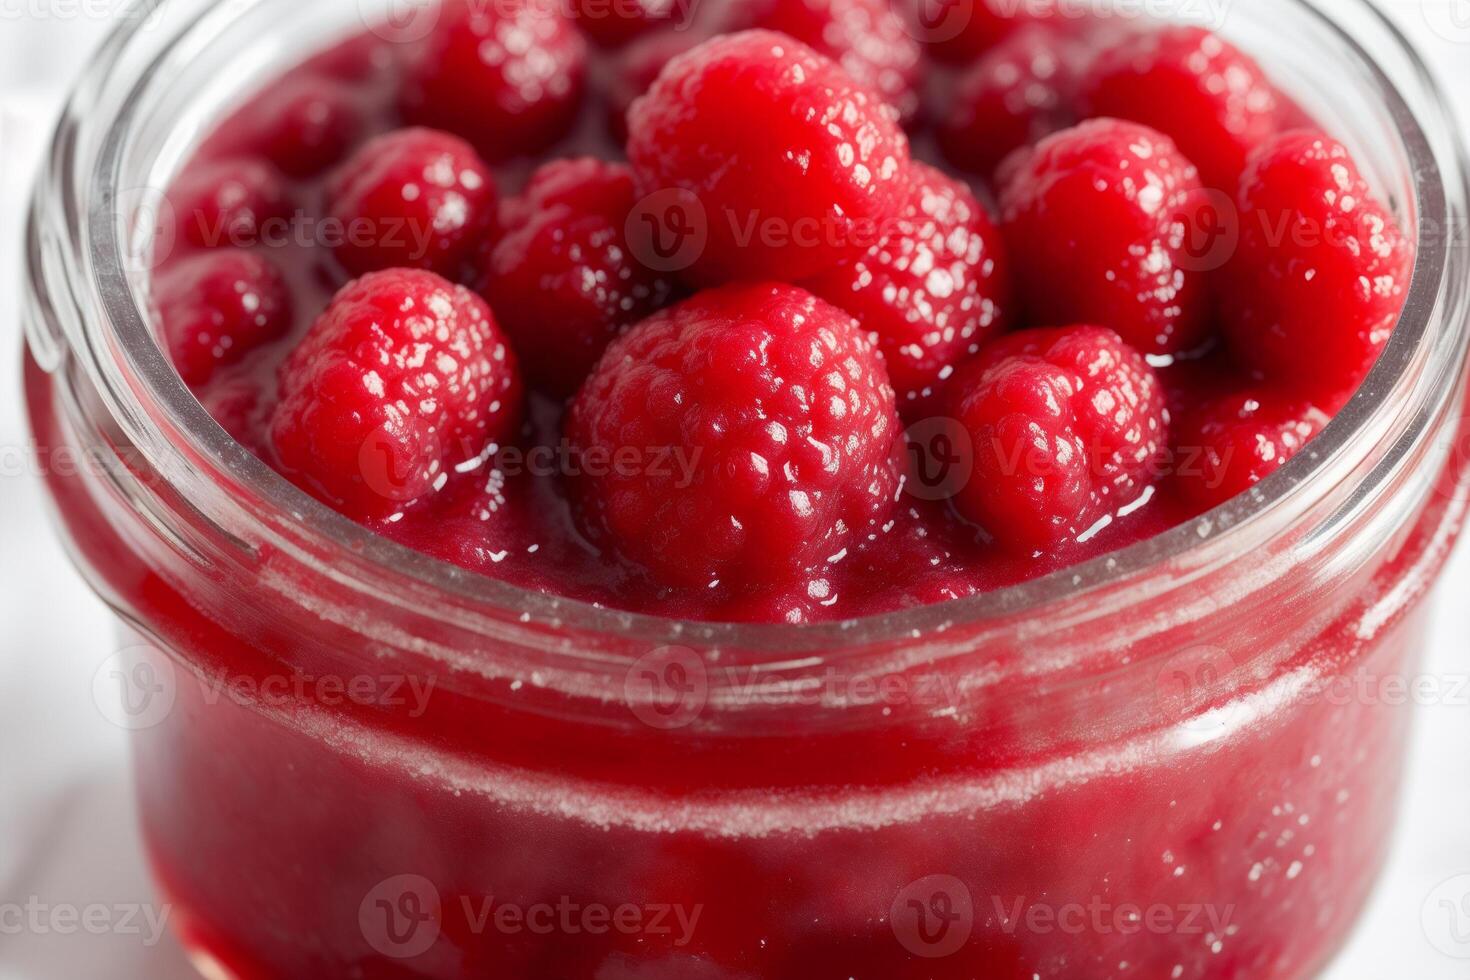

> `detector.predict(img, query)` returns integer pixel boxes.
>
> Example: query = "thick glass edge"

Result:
[50,0,1470,654]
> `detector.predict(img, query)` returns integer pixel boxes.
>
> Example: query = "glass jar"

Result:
[21,0,1470,977]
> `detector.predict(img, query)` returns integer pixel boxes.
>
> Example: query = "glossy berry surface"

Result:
[565,282,902,588]
[607,27,713,143]
[156,251,293,385]
[947,325,1166,554]
[169,160,291,250]
[803,162,1010,412]
[999,118,1211,355]
[938,25,1078,179]
[1220,131,1413,405]
[1173,387,1329,509]
[626,30,911,283]
[270,269,521,519]
[484,158,679,393]
[399,0,587,162]
[1080,25,1281,191]
[572,0,678,45]
[907,0,1053,64]
[726,0,924,122]
[324,127,496,278]
[233,74,365,178]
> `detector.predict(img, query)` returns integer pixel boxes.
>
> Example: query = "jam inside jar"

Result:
[21,0,1470,977]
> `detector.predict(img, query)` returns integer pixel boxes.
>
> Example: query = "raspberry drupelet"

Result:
[565,282,903,589]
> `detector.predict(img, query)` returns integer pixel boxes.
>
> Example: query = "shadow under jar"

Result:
[21,0,1470,977]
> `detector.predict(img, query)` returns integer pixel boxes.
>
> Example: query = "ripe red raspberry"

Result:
[1173,388,1329,509]
[946,325,1166,554]
[803,162,1010,412]
[998,119,1211,355]
[170,159,291,250]
[565,282,902,587]
[572,0,677,45]
[399,0,587,162]
[484,158,680,394]
[724,0,924,122]
[937,25,1079,179]
[324,128,496,279]
[231,74,365,178]
[1080,26,1282,191]
[1220,131,1412,405]
[270,269,522,519]
[156,250,293,386]
[906,0,1054,65]
[607,27,712,144]
[626,30,911,284]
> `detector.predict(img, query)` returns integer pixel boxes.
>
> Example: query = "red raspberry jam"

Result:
[24,5,1467,980]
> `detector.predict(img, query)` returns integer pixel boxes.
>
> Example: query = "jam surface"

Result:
[154,1,1412,623]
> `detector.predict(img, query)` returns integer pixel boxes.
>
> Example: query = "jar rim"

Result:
[38,0,1470,654]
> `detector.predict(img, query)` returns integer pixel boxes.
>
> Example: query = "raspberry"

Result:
[565,282,902,587]
[233,74,365,178]
[998,119,1211,355]
[484,158,680,394]
[906,0,1053,65]
[1220,131,1412,405]
[1080,26,1282,191]
[572,0,677,46]
[156,251,293,385]
[399,0,588,162]
[946,325,1166,554]
[626,30,911,284]
[803,162,1010,412]
[607,28,712,144]
[1173,388,1328,509]
[270,269,522,518]
[937,25,1079,179]
[170,159,291,250]
[324,128,496,279]
[724,0,924,122]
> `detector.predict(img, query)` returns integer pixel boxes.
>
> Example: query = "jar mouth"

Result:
[42,0,1470,653]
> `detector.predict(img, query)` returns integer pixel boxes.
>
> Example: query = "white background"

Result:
[0,1,1467,977]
